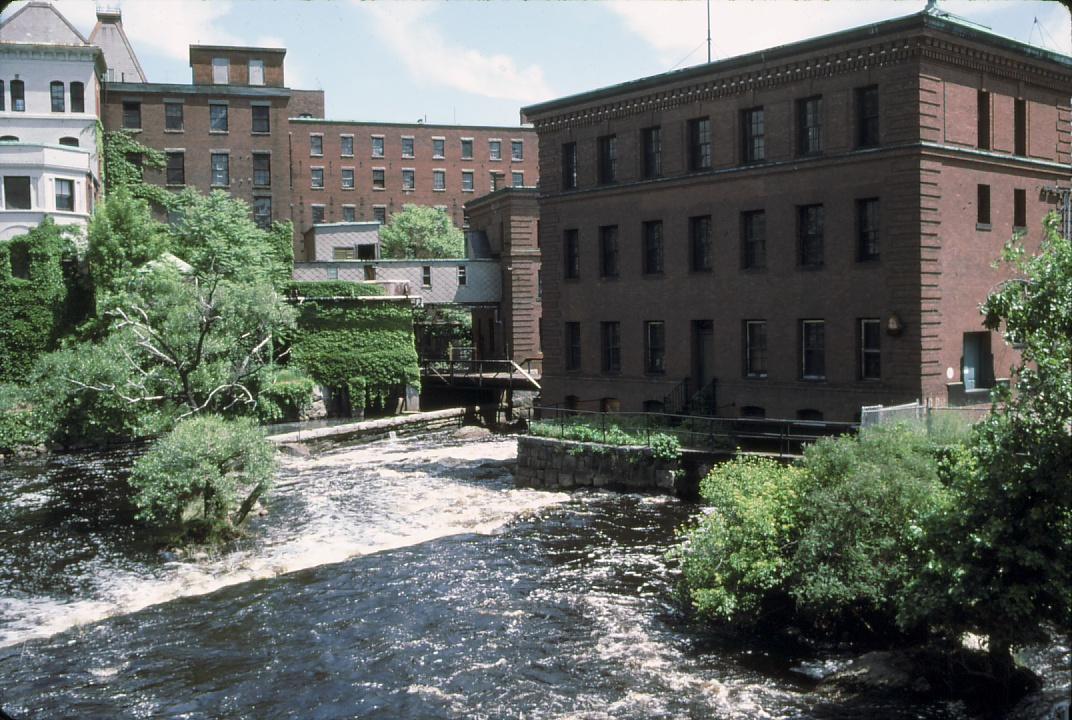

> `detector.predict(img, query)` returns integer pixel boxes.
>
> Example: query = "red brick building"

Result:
[522,7,1072,421]
[464,187,542,365]
[99,37,325,237]
[288,120,538,259]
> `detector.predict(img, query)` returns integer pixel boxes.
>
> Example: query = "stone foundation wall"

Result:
[516,435,687,495]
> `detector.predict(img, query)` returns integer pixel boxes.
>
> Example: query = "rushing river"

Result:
[0,433,1063,718]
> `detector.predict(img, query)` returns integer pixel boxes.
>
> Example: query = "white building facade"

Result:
[0,3,104,241]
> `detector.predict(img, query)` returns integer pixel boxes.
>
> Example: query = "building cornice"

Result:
[288,117,536,133]
[103,81,292,98]
[524,15,1072,131]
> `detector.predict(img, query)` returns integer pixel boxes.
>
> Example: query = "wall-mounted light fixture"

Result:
[886,312,904,336]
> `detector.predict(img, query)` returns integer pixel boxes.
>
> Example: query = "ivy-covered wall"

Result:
[0,220,75,382]
[285,281,420,413]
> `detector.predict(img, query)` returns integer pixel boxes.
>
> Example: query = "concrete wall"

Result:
[293,258,501,305]
[307,222,381,262]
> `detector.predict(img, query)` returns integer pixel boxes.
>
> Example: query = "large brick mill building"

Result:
[522,5,1072,421]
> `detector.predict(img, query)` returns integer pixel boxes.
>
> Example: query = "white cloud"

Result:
[354,1,554,104]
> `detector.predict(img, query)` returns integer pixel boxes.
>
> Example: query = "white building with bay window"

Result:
[0,2,104,241]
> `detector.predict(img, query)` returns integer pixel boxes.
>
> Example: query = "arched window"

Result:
[70,82,85,113]
[50,81,64,112]
[59,137,79,147]
[0,135,18,142]
[10,80,25,112]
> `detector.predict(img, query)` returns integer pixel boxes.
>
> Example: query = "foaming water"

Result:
[0,434,564,648]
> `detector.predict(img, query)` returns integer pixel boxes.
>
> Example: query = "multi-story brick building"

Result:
[465,187,542,364]
[523,5,1072,421]
[96,8,325,243]
[288,120,537,259]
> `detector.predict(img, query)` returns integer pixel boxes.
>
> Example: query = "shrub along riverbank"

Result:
[675,215,1072,711]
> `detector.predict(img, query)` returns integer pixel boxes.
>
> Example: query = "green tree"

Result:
[906,212,1072,682]
[379,204,464,259]
[129,414,275,537]
[87,188,169,298]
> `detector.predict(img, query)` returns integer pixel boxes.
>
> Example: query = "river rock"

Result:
[820,650,931,695]
[453,425,492,441]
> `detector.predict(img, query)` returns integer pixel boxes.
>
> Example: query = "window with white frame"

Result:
[401,136,414,158]
[311,204,325,224]
[341,168,354,189]
[54,179,74,211]
[460,138,473,159]
[342,205,356,222]
[340,135,353,156]
[462,170,474,192]
[402,169,415,190]
[212,57,229,84]
[373,205,386,224]
[209,103,228,132]
[489,139,502,160]
[422,266,432,287]
[371,135,384,158]
[432,137,445,158]
[210,152,229,186]
[310,167,324,189]
[433,170,445,191]
[248,59,264,86]
[511,139,523,161]
[512,172,524,188]
[310,134,323,156]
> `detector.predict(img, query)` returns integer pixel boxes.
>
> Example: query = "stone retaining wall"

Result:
[268,407,469,451]
[516,435,692,495]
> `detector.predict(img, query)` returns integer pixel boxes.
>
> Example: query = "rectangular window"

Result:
[690,215,712,272]
[50,81,64,112]
[209,103,228,132]
[801,320,826,380]
[166,152,185,186]
[565,322,581,371]
[564,229,580,279]
[1,80,4,111]
[310,168,324,189]
[977,184,991,225]
[598,135,617,184]
[10,80,25,112]
[70,82,85,113]
[54,178,73,211]
[253,196,271,229]
[373,206,386,224]
[856,85,879,148]
[461,138,473,159]
[399,136,414,158]
[372,168,385,190]
[333,247,356,260]
[253,153,271,187]
[489,139,501,160]
[745,321,768,378]
[798,204,824,267]
[342,168,354,189]
[490,172,504,192]
[1014,99,1027,156]
[310,135,323,156]
[977,89,990,150]
[457,265,467,286]
[688,117,712,171]
[122,101,141,129]
[599,225,619,278]
[601,322,621,374]
[210,153,229,186]
[3,177,31,209]
[797,96,822,155]
[642,220,663,274]
[645,321,665,374]
[212,57,229,84]
[342,205,356,222]
[857,198,880,261]
[1014,188,1026,228]
[741,210,766,269]
[311,205,325,224]
[562,142,577,189]
[859,318,881,380]
[402,169,415,190]
[511,139,524,161]
[248,59,264,86]
[165,102,183,131]
[433,169,446,191]
[340,135,354,156]
[422,266,432,287]
[251,105,270,133]
[462,170,474,192]
[432,137,445,158]
[741,107,765,163]
[326,267,339,280]
[371,136,385,158]
[511,171,524,188]
[642,126,661,179]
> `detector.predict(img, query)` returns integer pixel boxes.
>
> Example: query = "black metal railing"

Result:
[529,405,857,457]
[662,377,691,415]
[420,358,541,389]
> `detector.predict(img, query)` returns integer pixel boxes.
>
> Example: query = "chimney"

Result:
[95,6,122,24]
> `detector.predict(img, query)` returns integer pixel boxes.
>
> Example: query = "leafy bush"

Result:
[129,415,275,538]
[86,189,169,298]
[252,366,316,424]
[790,424,951,633]
[649,433,681,461]
[675,456,808,624]
[0,383,48,453]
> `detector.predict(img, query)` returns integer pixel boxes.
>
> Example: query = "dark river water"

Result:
[0,434,1063,718]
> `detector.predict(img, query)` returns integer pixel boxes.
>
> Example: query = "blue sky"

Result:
[5,0,1070,127]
